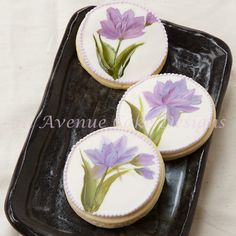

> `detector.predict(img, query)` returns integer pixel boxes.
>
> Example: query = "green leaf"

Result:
[99,35,115,68]
[150,119,168,146]
[125,101,148,135]
[93,35,113,76]
[139,96,144,114]
[113,43,144,80]
[149,119,163,139]
[80,150,97,212]
[93,170,129,211]
[129,155,140,166]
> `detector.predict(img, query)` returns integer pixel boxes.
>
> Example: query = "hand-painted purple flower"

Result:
[146,12,158,25]
[99,7,145,40]
[84,135,138,177]
[143,79,202,126]
[131,153,155,166]
[135,167,154,179]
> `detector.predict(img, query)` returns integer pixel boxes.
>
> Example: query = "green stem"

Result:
[139,96,144,114]
[148,113,165,136]
[90,168,108,212]
[107,165,129,176]
[95,169,107,197]
[107,166,119,175]
[114,39,122,64]
[155,120,168,146]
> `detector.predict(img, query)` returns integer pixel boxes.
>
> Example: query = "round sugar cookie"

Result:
[116,74,216,160]
[76,2,168,89]
[63,127,165,228]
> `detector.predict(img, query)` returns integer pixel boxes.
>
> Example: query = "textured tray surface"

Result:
[5,6,232,236]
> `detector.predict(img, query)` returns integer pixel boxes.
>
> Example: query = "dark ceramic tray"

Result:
[5,6,232,236]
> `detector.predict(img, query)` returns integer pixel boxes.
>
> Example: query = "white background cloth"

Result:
[0,0,235,235]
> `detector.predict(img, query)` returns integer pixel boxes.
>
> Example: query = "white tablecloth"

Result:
[0,0,235,235]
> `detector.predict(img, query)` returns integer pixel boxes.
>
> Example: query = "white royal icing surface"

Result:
[63,127,161,217]
[76,2,168,85]
[116,74,215,154]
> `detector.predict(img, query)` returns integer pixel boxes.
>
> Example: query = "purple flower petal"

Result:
[122,146,138,156]
[145,106,165,120]
[190,94,202,105]
[174,79,188,92]
[92,164,107,178]
[135,168,154,179]
[84,149,102,164]
[99,8,145,40]
[99,20,120,40]
[122,9,135,21]
[113,136,138,164]
[107,7,122,26]
[132,153,155,166]
[143,91,162,107]
[154,81,165,97]
[114,146,138,165]
[146,12,158,25]
[114,135,127,150]
[84,136,138,169]
[103,145,119,167]
[144,78,202,126]
[122,16,145,39]
[175,105,199,113]
[101,142,113,157]
[166,107,180,126]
